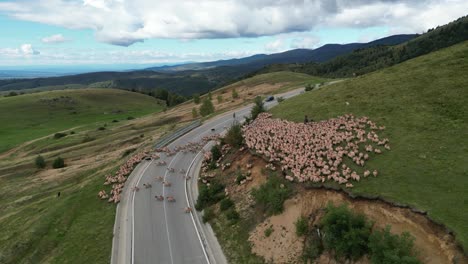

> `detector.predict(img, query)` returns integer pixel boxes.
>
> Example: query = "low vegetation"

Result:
[251,173,292,215]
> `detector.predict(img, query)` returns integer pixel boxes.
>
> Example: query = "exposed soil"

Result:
[228,151,468,264]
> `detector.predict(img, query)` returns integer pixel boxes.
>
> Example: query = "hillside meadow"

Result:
[271,41,468,249]
[0,88,164,152]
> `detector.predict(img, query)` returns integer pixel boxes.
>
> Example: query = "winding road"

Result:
[111,87,308,264]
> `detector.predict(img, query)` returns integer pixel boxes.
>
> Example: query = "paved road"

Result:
[112,87,307,264]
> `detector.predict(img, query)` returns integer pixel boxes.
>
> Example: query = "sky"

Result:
[0,0,467,68]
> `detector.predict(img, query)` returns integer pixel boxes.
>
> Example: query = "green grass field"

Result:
[270,41,468,249]
[0,88,163,153]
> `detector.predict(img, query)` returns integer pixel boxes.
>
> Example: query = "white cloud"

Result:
[290,36,321,49]
[41,34,68,44]
[0,0,466,46]
[20,44,40,55]
[265,39,286,53]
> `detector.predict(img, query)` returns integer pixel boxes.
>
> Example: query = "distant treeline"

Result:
[256,15,468,78]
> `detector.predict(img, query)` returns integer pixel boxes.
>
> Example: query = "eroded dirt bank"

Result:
[223,151,468,264]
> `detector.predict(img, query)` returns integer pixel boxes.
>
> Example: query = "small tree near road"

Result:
[52,157,66,169]
[232,89,239,99]
[199,98,215,116]
[250,96,265,120]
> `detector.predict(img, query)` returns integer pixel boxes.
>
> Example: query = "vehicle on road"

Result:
[265,95,275,102]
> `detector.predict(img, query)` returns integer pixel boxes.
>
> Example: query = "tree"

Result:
[192,107,198,118]
[305,83,314,91]
[232,89,239,99]
[217,95,223,104]
[199,98,215,116]
[35,155,46,169]
[52,157,65,169]
[321,204,371,260]
[295,216,308,236]
[369,226,420,264]
[208,92,212,100]
[224,123,243,148]
[193,93,201,104]
[250,96,265,120]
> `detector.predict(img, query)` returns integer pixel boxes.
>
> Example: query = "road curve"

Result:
[112,87,306,264]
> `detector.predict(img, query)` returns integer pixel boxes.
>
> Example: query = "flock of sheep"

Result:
[242,113,389,187]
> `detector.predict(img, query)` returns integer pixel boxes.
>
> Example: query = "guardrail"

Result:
[155,120,202,149]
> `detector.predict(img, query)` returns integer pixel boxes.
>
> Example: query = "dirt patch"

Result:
[249,198,304,263]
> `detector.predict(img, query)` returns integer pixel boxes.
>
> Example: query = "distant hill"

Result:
[148,34,417,72]
[259,15,468,78]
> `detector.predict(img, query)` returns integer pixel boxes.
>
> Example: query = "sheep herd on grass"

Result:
[242,113,389,186]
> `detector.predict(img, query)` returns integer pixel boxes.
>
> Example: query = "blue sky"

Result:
[0,0,467,68]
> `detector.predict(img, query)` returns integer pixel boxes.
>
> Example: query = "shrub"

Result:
[252,174,292,215]
[97,126,106,131]
[192,107,198,118]
[208,92,212,100]
[70,131,75,134]
[224,123,243,148]
[199,98,215,116]
[235,173,246,184]
[35,155,46,169]
[53,132,67,139]
[82,134,95,143]
[220,198,234,211]
[211,145,222,161]
[369,226,420,264]
[295,216,308,236]
[127,116,135,120]
[305,83,314,91]
[217,95,223,103]
[195,181,225,210]
[250,96,265,120]
[112,119,119,123]
[193,93,201,104]
[277,96,285,103]
[264,226,274,237]
[202,208,215,223]
[232,89,239,99]
[321,204,372,260]
[303,231,323,262]
[52,157,65,169]
[226,208,240,223]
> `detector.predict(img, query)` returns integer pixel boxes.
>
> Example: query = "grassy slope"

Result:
[270,41,468,248]
[0,88,163,152]
[223,71,328,93]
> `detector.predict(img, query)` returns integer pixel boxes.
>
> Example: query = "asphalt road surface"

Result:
[113,87,306,264]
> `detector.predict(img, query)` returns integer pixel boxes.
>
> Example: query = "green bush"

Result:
[193,93,201,104]
[295,216,308,236]
[52,157,65,169]
[97,126,106,131]
[224,123,243,148]
[127,116,135,120]
[252,174,292,215]
[305,83,314,91]
[226,208,240,223]
[321,204,372,260]
[53,132,67,139]
[369,226,420,264]
[199,98,215,116]
[235,172,246,184]
[217,95,223,103]
[35,155,46,169]
[277,96,285,103]
[220,198,234,211]
[195,181,225,210]
[211,145,222,161]
[303,231,323,262]
[232,89,239,99]
[192,107,198,118]
[202,208,215,223]
[264,227,274,237]
[250,96,265,120]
